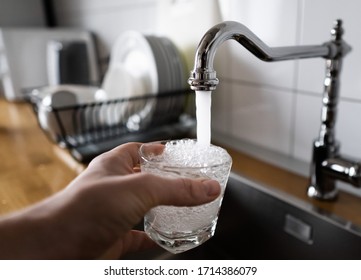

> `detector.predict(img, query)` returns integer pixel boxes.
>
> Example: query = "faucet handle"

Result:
[331,19,344,41]
[325,19,351,59]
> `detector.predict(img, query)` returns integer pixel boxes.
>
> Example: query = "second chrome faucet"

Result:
[188,20,361,200]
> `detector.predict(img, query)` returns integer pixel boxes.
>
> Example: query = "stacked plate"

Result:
[101,31,187,131]
[144,35,187,128]
[145,35,186,94]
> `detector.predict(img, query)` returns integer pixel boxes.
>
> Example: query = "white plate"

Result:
[110,31,158,95]
[98,64,146,126]
[108,31,159,130]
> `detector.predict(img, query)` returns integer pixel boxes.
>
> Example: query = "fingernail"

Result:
[204,180,221,197]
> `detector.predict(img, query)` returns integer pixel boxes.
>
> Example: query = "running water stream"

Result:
[195,91,212,146]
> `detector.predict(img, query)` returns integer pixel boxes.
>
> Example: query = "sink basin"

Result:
[127,173,361,259]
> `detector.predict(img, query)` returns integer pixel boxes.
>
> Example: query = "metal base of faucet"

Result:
[307,140,340,201]
[307,185,338,201]
[308,139,361,200]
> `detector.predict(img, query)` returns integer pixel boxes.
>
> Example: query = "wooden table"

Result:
[1,97,361,227]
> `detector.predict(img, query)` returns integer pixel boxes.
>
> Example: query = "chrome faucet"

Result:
[188,20,361,201]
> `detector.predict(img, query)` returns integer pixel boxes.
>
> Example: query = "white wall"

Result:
[0,0,46,27]
[0,0,46,97]
[52,0,157,73]
[53,0,361,195]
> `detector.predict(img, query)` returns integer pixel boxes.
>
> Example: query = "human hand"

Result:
[0,142,221,259]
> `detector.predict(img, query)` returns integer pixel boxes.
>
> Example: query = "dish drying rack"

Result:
[27,89,196,162]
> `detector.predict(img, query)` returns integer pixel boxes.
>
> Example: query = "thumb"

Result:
[128,173,222,209]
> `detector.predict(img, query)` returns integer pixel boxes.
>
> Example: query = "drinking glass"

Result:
[139,139,232,254]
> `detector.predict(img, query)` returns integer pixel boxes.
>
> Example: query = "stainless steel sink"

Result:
[127,173,361,259]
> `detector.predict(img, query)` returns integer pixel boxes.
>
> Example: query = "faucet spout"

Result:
[188,19,359,201]
[188,20,351,91]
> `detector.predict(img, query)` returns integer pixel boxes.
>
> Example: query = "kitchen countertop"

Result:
[0,99,83,215]
[1,98,361,227]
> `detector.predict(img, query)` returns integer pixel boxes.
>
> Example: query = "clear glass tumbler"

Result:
[139,139,232,254]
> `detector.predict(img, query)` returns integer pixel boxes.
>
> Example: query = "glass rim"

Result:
[139,139,232,169]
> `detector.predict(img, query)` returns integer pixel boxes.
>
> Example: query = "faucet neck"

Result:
[318,20,346,146]
[188,20,351,91]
